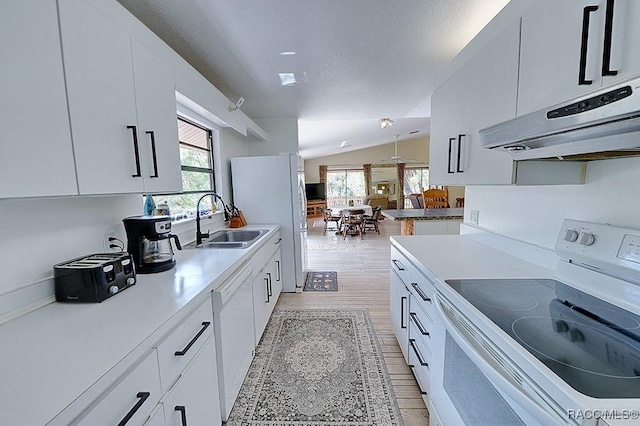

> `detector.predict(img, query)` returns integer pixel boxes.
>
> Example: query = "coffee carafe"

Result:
[123,216,182,273]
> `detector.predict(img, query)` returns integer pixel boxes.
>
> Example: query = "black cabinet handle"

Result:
[146,130,159,178]
[447,137,456,174]
[456,134,465,172]
[275,238,282,244]
[174,322,210,356]
[579,5,599,85]
[267,272,272,297]
[117,392,150,426]
[410,312,430,336]
[411,282,431,302]
[392,259,405,271]
[408,365,428,395]
[602,0,618,76]
[265,277,270,303]
[127,125,142,177]
[409,338,429,367]
[175,406,188,426]
[275,260,281,281]
[400,296,407,329]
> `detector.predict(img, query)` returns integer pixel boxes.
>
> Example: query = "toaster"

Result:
[54,253,136,303]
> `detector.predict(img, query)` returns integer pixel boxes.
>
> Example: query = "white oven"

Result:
[429,220,640,426]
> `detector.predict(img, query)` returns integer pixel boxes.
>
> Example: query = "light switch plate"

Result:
[470,210,479,225]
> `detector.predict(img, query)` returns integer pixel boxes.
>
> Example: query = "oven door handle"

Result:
[434,294,567,426]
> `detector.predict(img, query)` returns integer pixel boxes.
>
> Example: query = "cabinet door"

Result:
[272,248,283,298]
[77,352,161,426]
[429,77,462,185]
[252,269,270,346]
[0,0,78,198]
[163,340,221,426]
[58,0,143,195]
[390,270,410,362]
[131,40,182,194]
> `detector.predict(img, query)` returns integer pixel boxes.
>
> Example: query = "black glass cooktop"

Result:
[445,279,640,399]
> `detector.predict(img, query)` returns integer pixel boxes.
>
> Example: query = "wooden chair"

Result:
[422,189,449,209]
[341,208,365,239]
[456,197,465,208]
[363,205,382,234]
[321,207,341,235]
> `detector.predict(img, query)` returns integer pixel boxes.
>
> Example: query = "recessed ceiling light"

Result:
[279,51,296,56]
[278,73,297,86]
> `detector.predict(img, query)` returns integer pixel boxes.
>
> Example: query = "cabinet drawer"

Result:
[406,274,435,320]
[77,351,161,426]
[408,307,433,351]
[156,299,213,393]
[408,339,431,399]
[390,246,415,284]
[250,231,281,277]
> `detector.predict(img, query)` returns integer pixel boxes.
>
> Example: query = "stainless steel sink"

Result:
[187,229,269,249]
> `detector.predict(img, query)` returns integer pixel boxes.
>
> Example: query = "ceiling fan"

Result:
[383,134,419,164]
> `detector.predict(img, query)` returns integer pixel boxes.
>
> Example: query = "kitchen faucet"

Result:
[196,192,229,246]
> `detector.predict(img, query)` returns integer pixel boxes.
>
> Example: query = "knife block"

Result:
[229,211,247,228]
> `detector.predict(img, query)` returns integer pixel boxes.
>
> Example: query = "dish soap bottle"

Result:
[144,194,156,216]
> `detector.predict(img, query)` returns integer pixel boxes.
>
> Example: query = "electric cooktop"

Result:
[445,278,640,399]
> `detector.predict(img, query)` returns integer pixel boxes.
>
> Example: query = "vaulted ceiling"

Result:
[118,0,510,159]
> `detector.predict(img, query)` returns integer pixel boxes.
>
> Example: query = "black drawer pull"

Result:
[410,312,430,336]
[275,260,281,281]
[117,392,150,426]
[579,5,599,85]
[456,134,465,173]
[265,277,270,303]
[409,338,429,367]
[411,282,431,302]
[175,406,188,426]
[392,259,405,271]
[601,0,618,77]
[408,365,428,395]
[174,322,211,356]
[447,137,455,174]
[400,296,407,329]
[146,130,159,178]
[127,125,142,177]
[267,272,272,296]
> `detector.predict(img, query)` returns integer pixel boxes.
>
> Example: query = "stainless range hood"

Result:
[480,77,640,161]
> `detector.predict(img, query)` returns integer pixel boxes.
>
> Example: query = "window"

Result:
[326,168,365,206]
[148,118,218,220]
[403,166,429,208]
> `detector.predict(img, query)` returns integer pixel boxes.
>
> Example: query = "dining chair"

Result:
[422,188,449,209]
[363,205,382,234]
[341,208,365,239]
[321,207,341,235]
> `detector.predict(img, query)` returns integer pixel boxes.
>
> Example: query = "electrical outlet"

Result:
[102,232,118,252]
[470,209,479,225]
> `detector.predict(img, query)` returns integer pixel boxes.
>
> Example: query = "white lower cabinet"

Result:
[161,339,221,426]
[77,351,162,426]
[252,248,283,345]
[390,269,410,362]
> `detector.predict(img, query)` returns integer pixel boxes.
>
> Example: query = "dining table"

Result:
[330,204,373,217]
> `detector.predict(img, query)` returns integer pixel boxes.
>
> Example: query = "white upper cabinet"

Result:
[518,0,640,116]
[58,0,181,195]
[0,0,78,198]
[430,21,520,185]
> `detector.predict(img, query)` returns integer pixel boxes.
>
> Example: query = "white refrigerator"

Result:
[231,154,307,292]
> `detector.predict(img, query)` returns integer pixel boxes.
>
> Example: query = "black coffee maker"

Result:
[123,216,182,273]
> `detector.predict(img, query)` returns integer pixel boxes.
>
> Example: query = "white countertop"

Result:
[0,224,279,426]
[391,234,554,288]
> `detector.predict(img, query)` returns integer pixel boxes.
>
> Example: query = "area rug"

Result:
[304,271,338,291]
[227,309,403,426]
[308,242,375,251]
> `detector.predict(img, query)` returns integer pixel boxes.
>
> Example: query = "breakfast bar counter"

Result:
[382,208,464,235]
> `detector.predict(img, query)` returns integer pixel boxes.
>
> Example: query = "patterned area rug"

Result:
[227,309,403,426]
[304,271,338,291]
[308,242,375,250]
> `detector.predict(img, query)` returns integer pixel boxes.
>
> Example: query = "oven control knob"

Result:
[579,232,596,246]
[553,320,569,333]
[564,229,579,242]
[126,277,136,286]
[569,329,585,342]
[109,285,119,295]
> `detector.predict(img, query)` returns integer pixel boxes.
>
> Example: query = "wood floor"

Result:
[277,217,430,425]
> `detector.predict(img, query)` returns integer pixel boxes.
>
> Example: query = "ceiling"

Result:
[117,0,510,159]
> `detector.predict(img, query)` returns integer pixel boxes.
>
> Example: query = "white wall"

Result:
[251,118,299,156]
[465,157,640,249]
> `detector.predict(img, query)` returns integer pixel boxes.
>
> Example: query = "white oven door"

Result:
[431,293,569,426]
